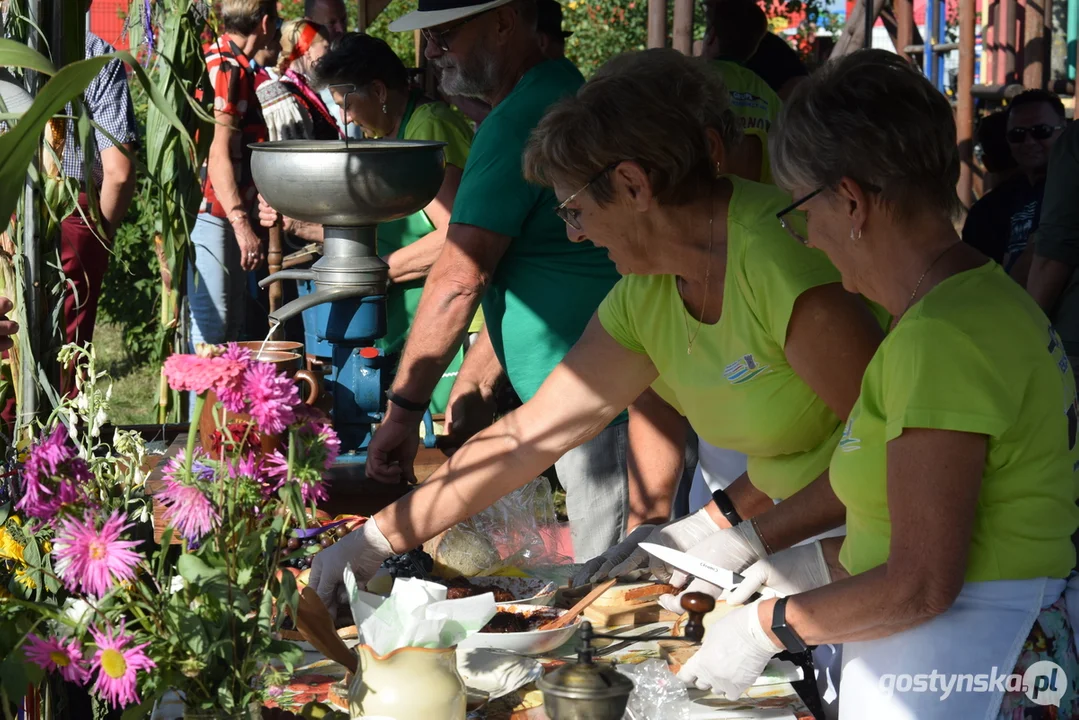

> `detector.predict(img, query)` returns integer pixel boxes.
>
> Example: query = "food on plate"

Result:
[444,577,515,602]
[480,608,562,634]
[433,526,502,578]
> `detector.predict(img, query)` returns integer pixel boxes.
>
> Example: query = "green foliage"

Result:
[99,84,162,364]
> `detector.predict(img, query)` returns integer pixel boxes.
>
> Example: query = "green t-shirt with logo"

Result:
[713,60,781,185]
[376,98,474,413]
[831,262,1079,582]
[597,177,847,500]
[451,58,623,407]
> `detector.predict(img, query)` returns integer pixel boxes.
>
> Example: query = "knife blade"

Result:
[638,543,780,599]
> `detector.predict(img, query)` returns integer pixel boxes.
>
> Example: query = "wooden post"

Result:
[831,0,888,57]
[1023,0,1047,87]
[673,0,693,54]
[1003,0,1017,82]
[648,0,667,48]
[958,0,976,207]
[357,0,367,32]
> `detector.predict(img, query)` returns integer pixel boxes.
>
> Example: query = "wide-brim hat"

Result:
[388,0,517,32]
[537,0,573,38]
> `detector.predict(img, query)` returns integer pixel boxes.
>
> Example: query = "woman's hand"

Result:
[0,296,18,352]
[723,541,831,605]
[570,525,656,586]
[677,599,780,697]
[309,518,395,618]
[233,220,265,271]
[657,523,768,612]
[257,194,294,233]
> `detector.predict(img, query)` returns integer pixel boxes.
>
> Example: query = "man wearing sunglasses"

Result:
[349,0,632,562]
[961,89,1066,285]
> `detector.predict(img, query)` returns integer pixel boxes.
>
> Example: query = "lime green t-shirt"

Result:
[831,262,1079,582]
[375,97,474,413]
[713,60,781,185]
[451,58,622,406]
[598,178,847,500]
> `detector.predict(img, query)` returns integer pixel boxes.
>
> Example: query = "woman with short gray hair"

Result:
[684,50,1079,718]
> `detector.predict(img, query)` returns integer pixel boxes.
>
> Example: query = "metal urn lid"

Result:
[538,661,634,720]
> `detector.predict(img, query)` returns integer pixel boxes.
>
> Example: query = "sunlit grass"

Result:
[95,322,160,426]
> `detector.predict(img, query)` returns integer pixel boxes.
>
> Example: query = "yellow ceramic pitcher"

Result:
[347,645,466,720]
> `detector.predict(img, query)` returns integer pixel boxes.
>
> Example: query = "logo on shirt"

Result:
[838,413,861,453]
[730,91,769,115]
[724,354,771,385]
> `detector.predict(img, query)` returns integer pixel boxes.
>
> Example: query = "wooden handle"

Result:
[267,221,283,327]
[294,587,357,673]
[540,578,618,631]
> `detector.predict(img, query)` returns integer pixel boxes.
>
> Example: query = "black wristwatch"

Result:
[771,597,808,654]
[385,389,428,412]
[711,487,743,527]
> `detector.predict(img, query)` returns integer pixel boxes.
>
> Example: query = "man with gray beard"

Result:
[363,0,634,561]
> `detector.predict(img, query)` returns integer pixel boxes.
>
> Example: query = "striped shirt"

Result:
[62,32,138,186]
[198,36,270,218]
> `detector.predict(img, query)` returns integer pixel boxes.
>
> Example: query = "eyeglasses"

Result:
[775,187,823,245]
[1006,124,1064,144]
[421,12,487,52]
[555,161,624,230]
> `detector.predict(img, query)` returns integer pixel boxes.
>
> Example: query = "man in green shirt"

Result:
[367,0,632,560]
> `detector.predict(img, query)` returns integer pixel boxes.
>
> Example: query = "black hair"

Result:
[1008,89,1066,120]
[975,111,1017,174]
[706,0,768,62]
[313,32,409,92]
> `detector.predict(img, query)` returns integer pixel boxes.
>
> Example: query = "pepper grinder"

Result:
[537,592,716,720]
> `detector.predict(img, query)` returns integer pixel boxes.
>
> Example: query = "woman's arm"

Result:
[625,389,688,529]
[384,164,464,284]
[374,315,660,552]
[759,428,985,645]
[784,283,885,421]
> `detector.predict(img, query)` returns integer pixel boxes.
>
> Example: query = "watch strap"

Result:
[711,487,743,526]
[385,389,428,412]
[771,597,809,654]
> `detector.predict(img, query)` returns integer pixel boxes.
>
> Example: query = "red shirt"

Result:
[198,37,269,218]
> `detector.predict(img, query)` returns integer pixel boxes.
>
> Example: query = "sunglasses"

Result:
[775,187,823,245]
[1006,124,1063,144]
[421,12,487,52]
[555,161,624,230]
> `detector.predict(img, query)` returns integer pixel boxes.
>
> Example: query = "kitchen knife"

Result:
[638,543,781,600]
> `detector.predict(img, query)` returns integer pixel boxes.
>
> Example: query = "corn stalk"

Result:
[126,0,213,422]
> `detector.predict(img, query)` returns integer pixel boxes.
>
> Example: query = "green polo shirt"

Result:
[450,58,623,408]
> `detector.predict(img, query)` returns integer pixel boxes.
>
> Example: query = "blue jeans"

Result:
[188,214,246,349]
[555,421,630,562]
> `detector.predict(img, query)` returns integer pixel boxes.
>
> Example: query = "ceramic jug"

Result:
[347,645,466,720]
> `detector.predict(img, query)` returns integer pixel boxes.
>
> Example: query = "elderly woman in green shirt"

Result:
[308,50,885,614]
[681,50,1079,717]
[259,33,478,412]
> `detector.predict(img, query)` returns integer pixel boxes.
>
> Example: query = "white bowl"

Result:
[457,605,581,656]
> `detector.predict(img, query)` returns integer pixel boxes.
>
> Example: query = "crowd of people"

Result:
[8,0,1079,717]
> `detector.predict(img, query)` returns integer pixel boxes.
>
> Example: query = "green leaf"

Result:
[0,503,9,527]
[176,553,223,585]
[276,567,298,619]
[0,40,57,76]
[119,698,156,720]
[266,639,304,673]
[177,614,209,656]
[0,646,43,703]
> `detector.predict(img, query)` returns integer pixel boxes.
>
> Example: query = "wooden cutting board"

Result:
[591,580,677,608]
[582,600,681,628]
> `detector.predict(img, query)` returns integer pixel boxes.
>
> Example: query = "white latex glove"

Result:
[678,599,780,698]
[604,508,721,582]
[723,541,831,606]
[657,523,768,613]
[570,525,656,587]
[309,518,394,616]
[256,79,313,141]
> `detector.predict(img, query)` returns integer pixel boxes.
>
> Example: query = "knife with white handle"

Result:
[639,543,781,600]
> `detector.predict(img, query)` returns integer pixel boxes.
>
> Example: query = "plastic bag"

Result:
[617,659,692,720]
[433,476,571,578]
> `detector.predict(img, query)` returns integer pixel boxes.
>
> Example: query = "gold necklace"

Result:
[891,241,961,330]
[678,199,716,355]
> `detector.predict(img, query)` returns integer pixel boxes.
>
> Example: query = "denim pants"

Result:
[188,214,246,349]
[554,420,630,562]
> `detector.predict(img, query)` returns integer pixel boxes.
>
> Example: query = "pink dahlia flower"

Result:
[53,511,142,598]
[88,621,155,708]
[24,633,90,684]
